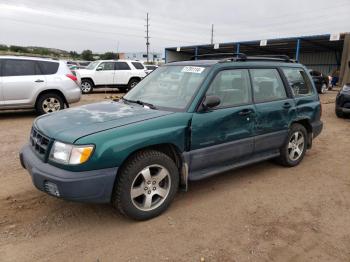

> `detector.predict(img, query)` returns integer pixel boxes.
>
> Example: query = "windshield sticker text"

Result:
[181,66,205,74]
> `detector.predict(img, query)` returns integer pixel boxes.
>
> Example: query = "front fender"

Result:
[73,112,193,171]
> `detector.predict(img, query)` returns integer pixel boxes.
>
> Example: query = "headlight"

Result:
[342,84,350,92]
[49,141,94,165]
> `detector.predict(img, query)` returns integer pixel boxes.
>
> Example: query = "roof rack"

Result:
[218,54,295,63]
[192,52,247,60]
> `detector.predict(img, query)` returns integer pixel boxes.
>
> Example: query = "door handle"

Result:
[283,102,292,109]
[35,79,44,83]
[238,109,252,116]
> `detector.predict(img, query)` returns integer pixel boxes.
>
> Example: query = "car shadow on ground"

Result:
[0,109,37,119]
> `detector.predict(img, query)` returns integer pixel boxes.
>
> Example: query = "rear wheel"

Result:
[276,124,307,167]
[81,79,94,94]
[128,78,140,90]
[36,93,64,115]
[113,150,179,220]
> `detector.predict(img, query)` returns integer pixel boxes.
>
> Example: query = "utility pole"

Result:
[145,13,150,63]
[211,24,214,45]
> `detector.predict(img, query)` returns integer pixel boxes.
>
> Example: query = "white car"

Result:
[0,56,81,114]
[76,60,147,94]
[145,65,158,74]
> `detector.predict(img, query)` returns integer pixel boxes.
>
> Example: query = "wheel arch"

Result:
[81,77,95,86]
[35,89,68,108]
[128,77,142,84]
[291,118,313,148]
[113,143,187,201]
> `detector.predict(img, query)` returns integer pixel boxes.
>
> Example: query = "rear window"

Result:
[132,62,145,70]
[115,62,131,70]
[3,59,40,77]
[146,65,157,70]
[38,61,59,75]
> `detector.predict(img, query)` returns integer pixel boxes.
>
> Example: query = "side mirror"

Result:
[202,95,221,110]
[96,66,103,71]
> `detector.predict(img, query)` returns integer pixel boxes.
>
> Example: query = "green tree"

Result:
[81,50,94,61]
[9,45,29,53]
[69,51,80,59]
[0,44,8,51]
[101,52,119,60]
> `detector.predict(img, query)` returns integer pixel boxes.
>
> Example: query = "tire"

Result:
[36,93,64,115]
[320,83,327,94]
[112,150,179,220]
[276,123,308,167]
[81,79,94,94]
[128,78,140,90]
[336,108,344,118]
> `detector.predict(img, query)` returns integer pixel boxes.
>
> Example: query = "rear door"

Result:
[94,62,115,85]
[281,67,319,121]
[189,68,255,178]
[2,59,46,106]
[250,68,296,153]
[114,62,132,85]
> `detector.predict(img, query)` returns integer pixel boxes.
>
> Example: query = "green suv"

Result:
[20,55,323,220]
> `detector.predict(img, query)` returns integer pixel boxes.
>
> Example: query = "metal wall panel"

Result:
[299,51,339,75]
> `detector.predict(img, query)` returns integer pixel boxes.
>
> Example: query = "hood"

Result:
[35,101,173,143]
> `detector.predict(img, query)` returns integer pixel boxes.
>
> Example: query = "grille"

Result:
[30,127,51,157]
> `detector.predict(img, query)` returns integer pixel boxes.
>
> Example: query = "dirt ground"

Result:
[0,88,349,262]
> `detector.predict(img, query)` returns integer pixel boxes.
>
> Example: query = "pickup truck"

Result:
[76,60,147,93]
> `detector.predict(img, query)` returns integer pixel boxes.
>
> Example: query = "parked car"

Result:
[335,83,350,118]
[76,60,147,94]
[308,69,329,94]
[0,56,81,114]
[20,55,323,220]
[145,65,158,74]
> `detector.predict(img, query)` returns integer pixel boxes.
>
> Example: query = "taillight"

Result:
[66,74,78,82]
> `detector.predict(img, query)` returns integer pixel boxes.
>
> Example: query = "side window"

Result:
[206,69,251,108]
[3,59,39,77]
[115,62,131,70]
[282,68,313,96]
[98,62,115,71]
[250,69,287,103]
[132,62,145,70]
[37,61,59,75]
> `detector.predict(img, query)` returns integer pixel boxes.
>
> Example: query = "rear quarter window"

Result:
[282,67,314,97]
[38,61,59,75]
[132,62,145,70]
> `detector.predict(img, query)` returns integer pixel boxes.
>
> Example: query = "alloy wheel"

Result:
[42,97,61,113]
[288,131,305,161]
[130,165,171,211]
[81,82,92,93]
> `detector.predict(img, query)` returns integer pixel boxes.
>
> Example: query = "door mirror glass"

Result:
[203,95,221,109]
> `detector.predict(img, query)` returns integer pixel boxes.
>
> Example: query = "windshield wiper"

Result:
[122,97,157,109]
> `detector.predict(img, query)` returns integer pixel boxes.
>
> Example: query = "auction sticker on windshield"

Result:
[181,66,205,74]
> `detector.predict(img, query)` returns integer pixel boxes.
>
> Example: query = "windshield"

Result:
[86,61,99,70]
[124,65,209,111]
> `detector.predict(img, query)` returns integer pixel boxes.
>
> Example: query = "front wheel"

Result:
[276,124,308,167]
[113,150,179,220]
[128,79,140,90]
[81,79,94,94]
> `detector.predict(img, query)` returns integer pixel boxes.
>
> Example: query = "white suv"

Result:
[0,56,81,114]
[76,60,147,94]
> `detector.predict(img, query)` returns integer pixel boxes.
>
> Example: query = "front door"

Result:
[250,68,296,153]
[189,69,255,177]
[94,62,115,85]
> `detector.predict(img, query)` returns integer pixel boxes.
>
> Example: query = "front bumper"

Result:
[20,144,118,203]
